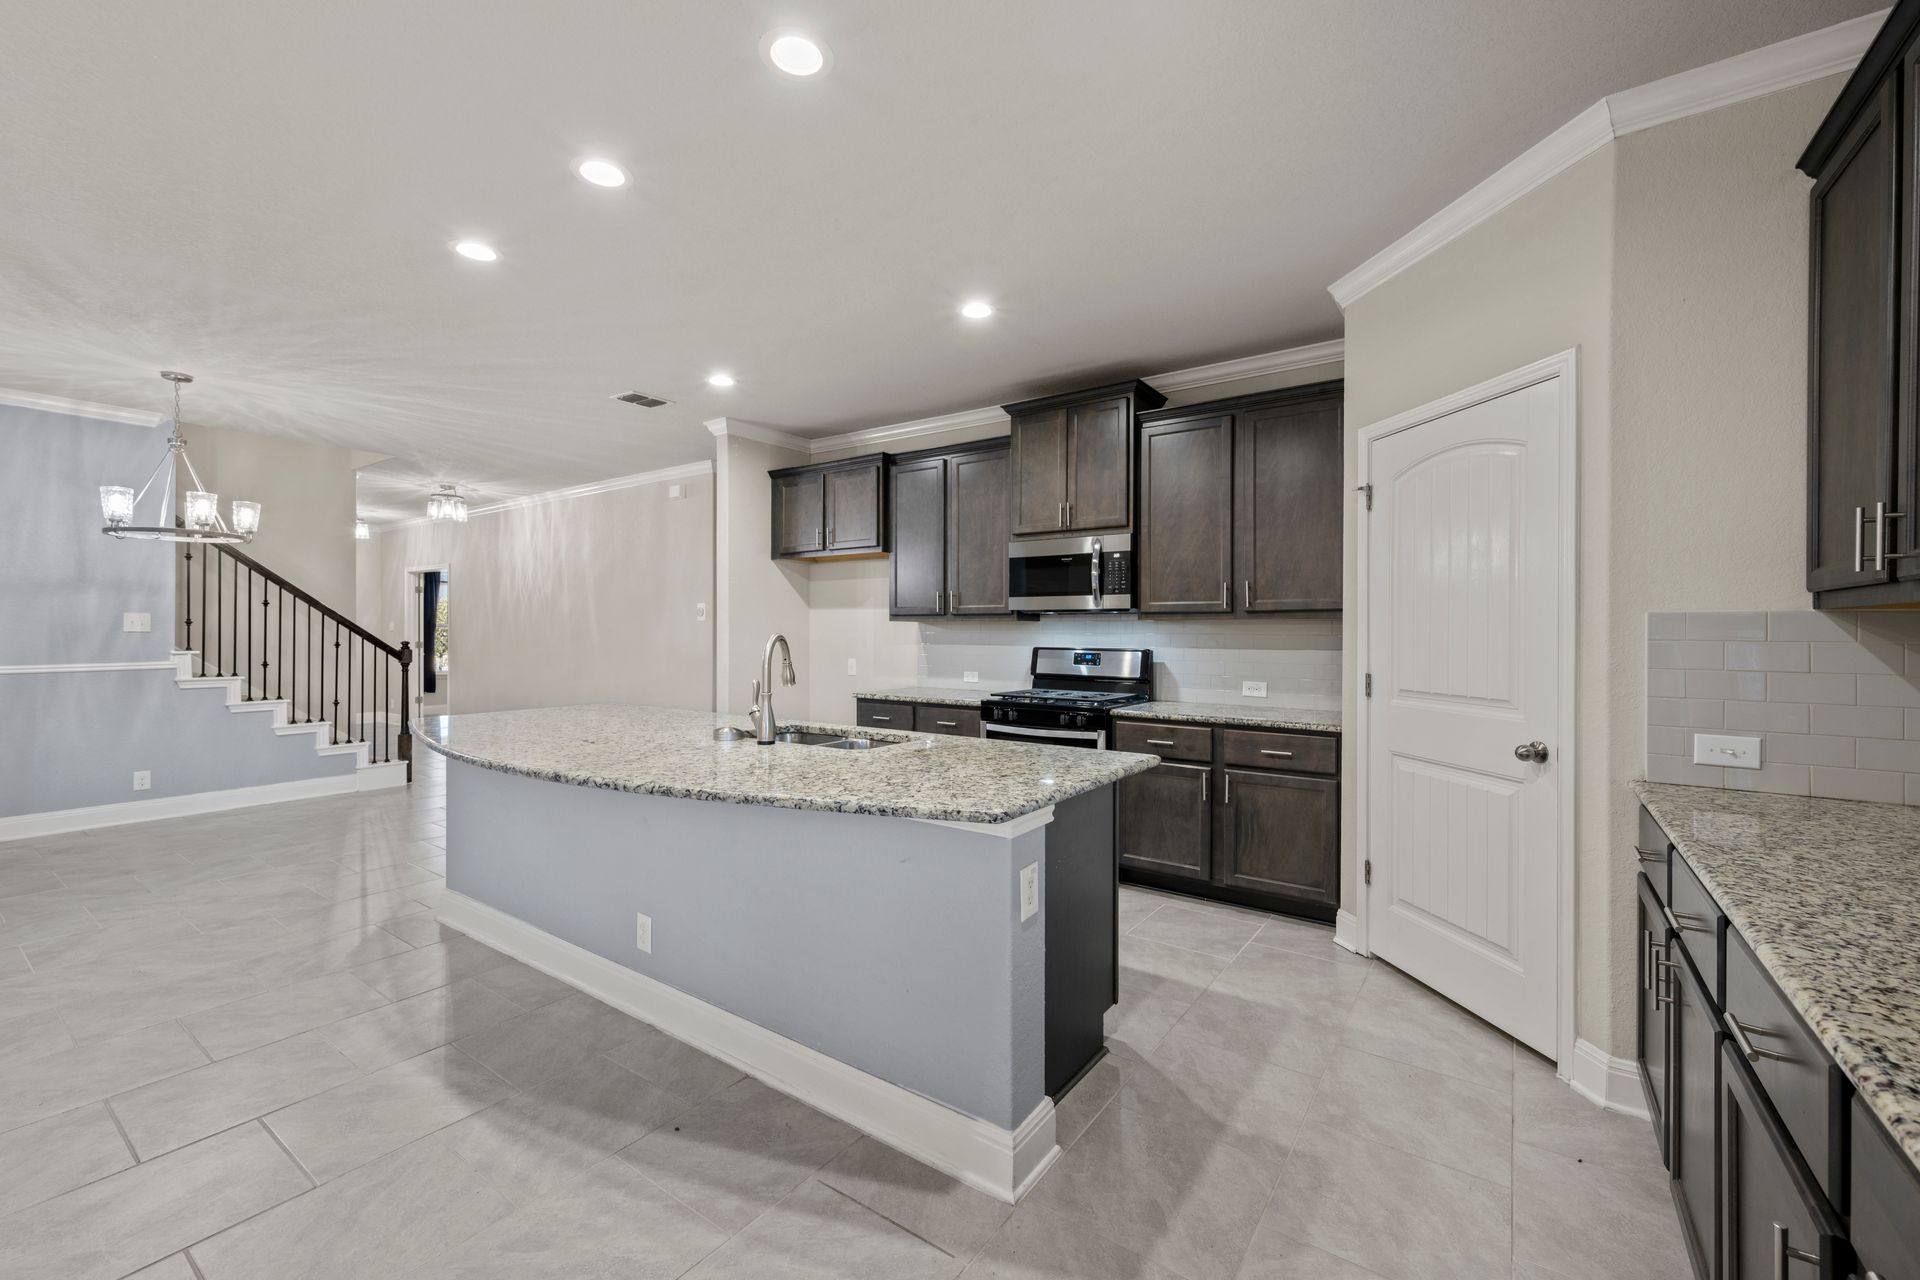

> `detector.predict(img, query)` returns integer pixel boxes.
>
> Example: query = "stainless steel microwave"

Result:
[1007,533,1134,613]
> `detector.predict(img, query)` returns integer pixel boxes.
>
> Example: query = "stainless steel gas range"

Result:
[979,647,1153,750]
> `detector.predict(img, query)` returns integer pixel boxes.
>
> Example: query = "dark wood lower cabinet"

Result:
[1671,945,1719,1280]
[1216,769,1337,906]
[1637,871,1673,1168]
[1116,762,1211,881]
[1718,1039,1846,1279]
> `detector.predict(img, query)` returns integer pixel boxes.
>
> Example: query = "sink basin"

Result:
[773,729,892,751]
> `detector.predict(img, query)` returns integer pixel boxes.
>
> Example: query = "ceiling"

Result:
[0,0,1880,525]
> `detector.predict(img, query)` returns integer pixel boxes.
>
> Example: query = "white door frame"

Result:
[1352,348,1579,1076]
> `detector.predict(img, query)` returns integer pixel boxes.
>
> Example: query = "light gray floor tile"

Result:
[685,1178,962,1280]
[1120,934,1235,988]
[0,1103,135,1216]
[1512,1048,1663,1175]
[959,1200,1188,1279]
[618,1076,860,1232]
[1116,888,1168,935]
[271,889,432,938]
[319,976,525,1072]
[0,1122,309,1280]
[0,962,155,1026]
[57,967,265,1044]
[1249,914,1369,968]
[290,860,441,902]
[20,912,200,973]
[425,1155,728,1279]
[1029,1088,1282,1280]
[189,1121,515,1280]
[245,924,415,988]
[818,1136,1015,1259]
[1237,1216,1390,1279]
[1128,901,1263,961]
[0,1020,208,1134]
[1511,1140,1691,1280]
[0,1008,76,1072]
[110,1030,362,1159]
[1123,1023,1318,1166]
[1258,1120,1510,1280]
[0,897,96,949]
[123,1253,198,1279]
[1339,977,1516,1090]
[1163,983,1350,1079]
[469,957,575,1010]
[454,991,648,1089]
[0,862,62,899]
[348,935,513,1001]
[1053,1054,1122,1148]
[267,1044,515,1182]
[1310,1046,1513,1186]
[183,970,389,1060]
[377,913,460,948]
[598,1016,746,1101]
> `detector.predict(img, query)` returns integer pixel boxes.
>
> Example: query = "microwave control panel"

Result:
[1100,550,1131,595]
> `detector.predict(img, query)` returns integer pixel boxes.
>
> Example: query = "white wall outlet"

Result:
[1019,863,1040,922]
[695,602,707,622]
[846,657,857,676]
[634,912,653,953]
[132,771,151,791]
[963,671,979,683]
[1241,680,1268,698]
[1693,733,1761,769]
[122,612,151,633]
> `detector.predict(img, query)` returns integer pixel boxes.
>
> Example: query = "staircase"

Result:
[177,538,413,789]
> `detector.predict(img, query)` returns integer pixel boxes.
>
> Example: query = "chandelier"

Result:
[427,483,468,522]
[99,372,261,543]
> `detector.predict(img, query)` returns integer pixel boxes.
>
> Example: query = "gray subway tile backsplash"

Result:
[1647,610,1920,804]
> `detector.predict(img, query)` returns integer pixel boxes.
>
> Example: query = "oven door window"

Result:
[1010,553,1093,601]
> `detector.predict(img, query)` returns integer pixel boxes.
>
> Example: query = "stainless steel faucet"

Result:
[751,632,797,744]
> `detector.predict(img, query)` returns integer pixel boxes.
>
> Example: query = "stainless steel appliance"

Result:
[1007,533,1134,613]
[980,647,1153,749]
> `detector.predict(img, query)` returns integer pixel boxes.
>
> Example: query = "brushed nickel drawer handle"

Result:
[1772,1222,1819,1276]
[935,720,959,727]
[869,714,892,722]
[1145,738,1176,747]
[1666,907,1711,933]
[1259,749,1294,758]
[1727,1015,1796,1063]
[1633,846,1665,863]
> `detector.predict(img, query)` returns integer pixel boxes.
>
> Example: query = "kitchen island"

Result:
[419,704,1156,1202]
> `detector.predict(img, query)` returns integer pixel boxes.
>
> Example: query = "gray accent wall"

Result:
[446,757,1047,1129]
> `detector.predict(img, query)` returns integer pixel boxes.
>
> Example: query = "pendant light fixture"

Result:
[99,372,261,543]
[427,483,468,523]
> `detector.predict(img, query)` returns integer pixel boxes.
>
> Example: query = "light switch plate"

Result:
[1018,864,1039,922]
[846,658,857,676]
[1241,680,1268,698]
[123,612,151,633]
[1693,733,1761,769]
[963,671,979,683]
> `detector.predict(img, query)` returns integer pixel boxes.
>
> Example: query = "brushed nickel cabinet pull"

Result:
[1727,1015,1795,1063]
[1224,773,1233,804]
[1145,738,1176,747]
[1243,580,1250,610]
[1855,505,1866,572]
[1771,1223,1819,1276]
[935,720,959,727]
[1633,846,1665,863]
[1259,749,1294,758]
[870,714,892,722]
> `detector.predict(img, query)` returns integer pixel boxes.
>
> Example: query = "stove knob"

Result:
[1075,713,1089,728]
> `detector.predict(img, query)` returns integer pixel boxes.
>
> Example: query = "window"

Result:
[432,577,450,675]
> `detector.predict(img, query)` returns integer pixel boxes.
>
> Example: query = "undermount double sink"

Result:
[712,725,901,751]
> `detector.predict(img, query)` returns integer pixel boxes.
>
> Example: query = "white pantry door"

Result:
[1364,372,1566,1056]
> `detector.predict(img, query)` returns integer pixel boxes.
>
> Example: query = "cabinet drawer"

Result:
[1113,720,1212,763]
[1724,927,1841,1204]
[1219,728,1336,775]
[1850,1094,1920,1279]
[854,700,908,730]
[913,705,980,737]
[1667,852,1722,976]
[1635,806,1671,896]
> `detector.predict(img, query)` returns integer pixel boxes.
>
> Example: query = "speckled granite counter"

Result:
[1632,780,1920,1172]
[854,686,987,707]
[1117,701,1342,733]
[420,704,1156,825]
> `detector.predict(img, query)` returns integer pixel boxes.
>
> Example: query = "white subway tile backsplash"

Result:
[1649,610,1920,806]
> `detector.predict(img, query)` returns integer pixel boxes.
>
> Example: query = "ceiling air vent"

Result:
[614,391,671,408]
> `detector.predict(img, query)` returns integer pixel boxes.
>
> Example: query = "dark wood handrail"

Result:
[210,540,405,659]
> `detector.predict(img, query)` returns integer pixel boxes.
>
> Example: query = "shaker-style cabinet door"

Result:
[890,457,947,616]
[1636,871,1672,1168]
[1138,415,1233,613]
[1717,1040,1843,1280]
[1010,408,1070,534]
[1669,943,1718,1280]
[774,471,824,556]
[1213,769,1338,907]
[948,446,1012,614]
[825,460,883,552]
[1235,394,1343,611]
[1116,762,1211,881]
[1065,395,1132,531]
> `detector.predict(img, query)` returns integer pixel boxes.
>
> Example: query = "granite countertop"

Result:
[853,686,988,707]
[1117,701,1343,733]
[419,704,1156,825]
[1632,780,1920,1172]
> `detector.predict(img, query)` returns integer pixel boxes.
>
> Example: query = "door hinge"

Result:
[1364,673,1372,697]
[1365,859,1372,885]
[1357,483,1373,511]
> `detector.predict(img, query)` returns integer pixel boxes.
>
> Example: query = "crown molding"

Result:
[0,386,169,428]
[704,416,811,452]
[805,337,1346,456]
[370,459,712,532]
[1328,11,1883,311]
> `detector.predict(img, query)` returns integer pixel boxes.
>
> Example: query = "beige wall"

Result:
[713,429,813,716]
[1339,76,1836,1060]
[356,472,714,715]
[183,423,358,609]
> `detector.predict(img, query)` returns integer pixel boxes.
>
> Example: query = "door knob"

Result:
[1514,741,1550,764]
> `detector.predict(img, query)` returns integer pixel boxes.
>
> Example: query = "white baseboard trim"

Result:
[356,762,410,791]
[1566,1038,1650,1120]
[436,889,1059,1204]
[1333,909,1367,956]
[0,773,360,842]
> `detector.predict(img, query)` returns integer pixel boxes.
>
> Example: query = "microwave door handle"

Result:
[1090,538,1102,607]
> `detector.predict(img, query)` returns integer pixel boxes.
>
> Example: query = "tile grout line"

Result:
[101,1095,142,1165]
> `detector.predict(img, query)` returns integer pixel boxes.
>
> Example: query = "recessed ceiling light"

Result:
[959,300,995,320]
[453,240,498,262]
[576,158,627,188]
[707,372,737,388]
[766,32,827,76]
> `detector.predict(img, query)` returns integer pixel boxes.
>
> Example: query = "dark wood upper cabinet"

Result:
[1800,4,1920,605]
[948,446,1012,614]
[887,439,1011,618]
[769,454,892,561]
[1004,381,1165,535]
[1137,381,1344,616]
[1138,415,1233,612]
[889,457,947,615]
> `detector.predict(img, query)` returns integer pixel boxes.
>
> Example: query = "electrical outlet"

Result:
[847,658,857,676]
[1693,733,1761,769]
[123,612,151,633]
[963,671,979,683]
[132,771,151,791]
[1241,680,1268,698]
[1019,864,1039,922]
[634,912,653,953]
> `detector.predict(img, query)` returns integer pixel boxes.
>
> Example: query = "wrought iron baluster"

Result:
[259,581,269,700]
[332,620,342,746]
[182,546,194,659]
